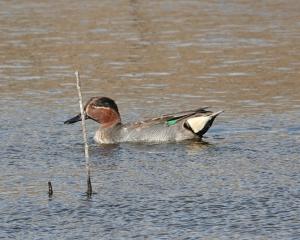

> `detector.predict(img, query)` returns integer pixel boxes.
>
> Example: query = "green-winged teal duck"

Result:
[64,97,223,144]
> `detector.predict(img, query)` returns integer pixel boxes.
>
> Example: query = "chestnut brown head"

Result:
[64,97,121,128]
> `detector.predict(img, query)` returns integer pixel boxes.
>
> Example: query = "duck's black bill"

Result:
[64,113,89,124]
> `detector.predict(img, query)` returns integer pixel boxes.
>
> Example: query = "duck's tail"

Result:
[184,110,223,137]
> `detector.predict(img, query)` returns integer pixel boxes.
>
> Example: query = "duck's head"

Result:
[64,97,121,128]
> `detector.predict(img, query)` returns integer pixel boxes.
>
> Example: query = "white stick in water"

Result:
[75,71,92,196]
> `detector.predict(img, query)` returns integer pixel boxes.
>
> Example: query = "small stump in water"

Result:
[48,181,53,197]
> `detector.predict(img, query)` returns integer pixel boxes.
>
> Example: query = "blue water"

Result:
[1,102,299,239]
[1,0,300,239]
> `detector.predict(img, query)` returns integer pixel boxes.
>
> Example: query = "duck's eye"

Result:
[102,101,110,107]
[92,102,106,108]
[95,98,107,107]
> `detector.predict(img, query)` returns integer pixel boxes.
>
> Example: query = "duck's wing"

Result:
[125,107,212,129]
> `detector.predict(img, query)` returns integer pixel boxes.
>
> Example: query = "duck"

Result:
[64,97,223,144]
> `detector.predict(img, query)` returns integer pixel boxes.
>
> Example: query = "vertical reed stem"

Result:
[75,71,92,196]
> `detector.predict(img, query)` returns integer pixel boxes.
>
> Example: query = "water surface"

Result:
[1,0,299,239]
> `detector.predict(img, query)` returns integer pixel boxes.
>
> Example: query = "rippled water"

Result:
[1,0,300,239]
